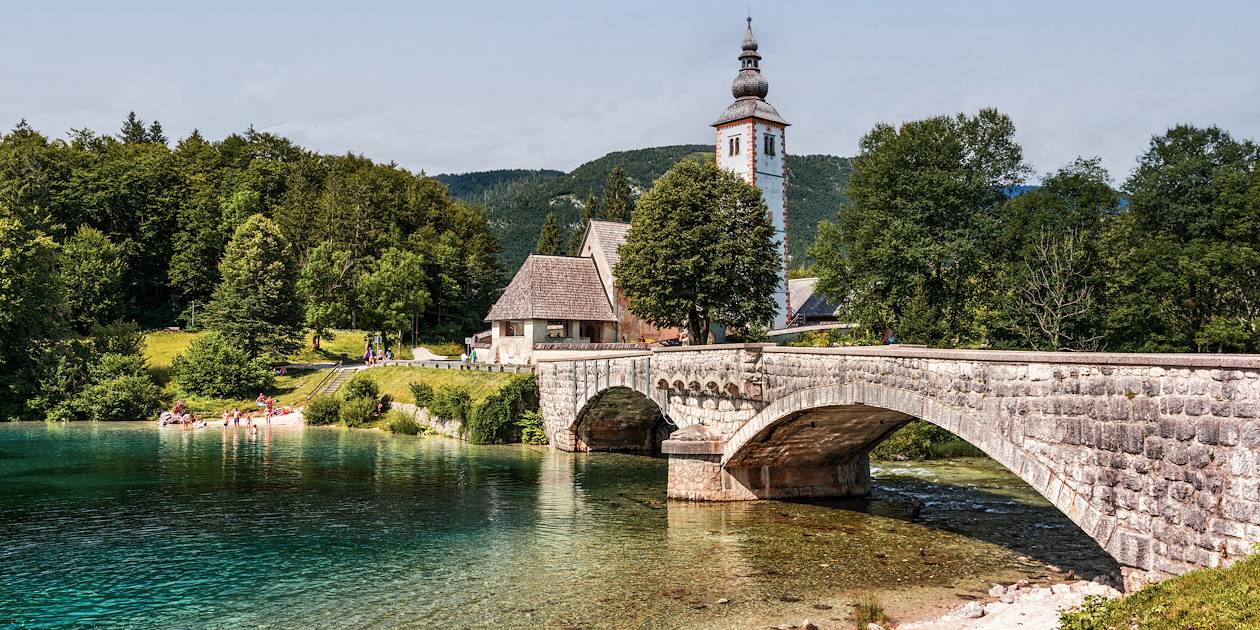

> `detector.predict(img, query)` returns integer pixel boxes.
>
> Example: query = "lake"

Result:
[0,422,1116,628]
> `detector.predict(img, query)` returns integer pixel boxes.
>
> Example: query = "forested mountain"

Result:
[438,146,852,273]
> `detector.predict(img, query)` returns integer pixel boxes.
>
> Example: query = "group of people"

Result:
[363,342,394,365]
[158,400,207,428]
[459,348,478,364]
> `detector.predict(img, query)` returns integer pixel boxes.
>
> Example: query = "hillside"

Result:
[438,146,851,274]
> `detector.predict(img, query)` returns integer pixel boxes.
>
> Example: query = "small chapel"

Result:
[483,18,793,364]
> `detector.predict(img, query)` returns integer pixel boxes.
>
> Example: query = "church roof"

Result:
[789,277,841,318]
[587,219,631,270]
[714,98,789,127]
[713,17,789,127]
[485,255,616,322]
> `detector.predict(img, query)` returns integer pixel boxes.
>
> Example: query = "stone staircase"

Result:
[313,367,353,398]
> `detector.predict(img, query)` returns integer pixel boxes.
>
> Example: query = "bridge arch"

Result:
[571,386,673,452]
[720,383,1140,580]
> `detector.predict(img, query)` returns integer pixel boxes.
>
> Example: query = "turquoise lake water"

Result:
[0,423,1116,628]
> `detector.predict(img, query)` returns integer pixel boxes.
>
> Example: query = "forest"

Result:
[0,114,502,420]
[808,109,1260,354]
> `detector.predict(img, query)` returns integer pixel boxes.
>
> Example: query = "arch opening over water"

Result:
[573,386,674,453]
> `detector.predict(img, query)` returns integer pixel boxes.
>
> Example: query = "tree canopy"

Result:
[615,159,780,343]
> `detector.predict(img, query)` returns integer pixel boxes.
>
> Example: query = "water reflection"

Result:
[0,423,1114,629]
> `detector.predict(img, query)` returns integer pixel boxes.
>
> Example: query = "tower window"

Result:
[728,135,741,156]
[764,133,776,156]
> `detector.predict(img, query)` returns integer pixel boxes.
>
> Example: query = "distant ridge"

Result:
[438,145,852,275]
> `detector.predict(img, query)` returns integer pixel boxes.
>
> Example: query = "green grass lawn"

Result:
[1059,551,1260,629]
[144,329,461,368]
[349,366,518,404]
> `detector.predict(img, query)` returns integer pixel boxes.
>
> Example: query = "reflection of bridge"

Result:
[536,344,1260,588]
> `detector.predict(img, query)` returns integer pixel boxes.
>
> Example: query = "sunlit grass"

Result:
[1059,551,1260,629]
[351,366,517,404]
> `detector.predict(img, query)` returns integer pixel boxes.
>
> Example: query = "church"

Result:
[483,18,794,364]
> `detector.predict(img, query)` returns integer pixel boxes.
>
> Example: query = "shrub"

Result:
[464,376,538,444]
[344,373,379,400]
[408,381,434,407]
[517,410,548,445]
[385,410,422,435]
[871,420,982,460]
[339,396,376,428]
[304,395,342,426]
[851,594,889,628]
[429,384,472,423]
[170,332,273,397]
[80,374,163,421]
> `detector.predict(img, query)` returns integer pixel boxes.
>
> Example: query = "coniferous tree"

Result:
[146,120,167,146]
[119,112,147,144]
[202,214,303,360]
[535,212,563,255]
[602,165,633,222]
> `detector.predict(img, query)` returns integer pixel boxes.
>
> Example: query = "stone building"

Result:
[484,255,617,364]
[575,219,680,344]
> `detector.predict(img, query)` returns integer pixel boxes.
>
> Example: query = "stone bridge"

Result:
[536,344,1260,588]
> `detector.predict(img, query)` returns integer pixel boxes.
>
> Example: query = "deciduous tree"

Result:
[615,159,779,343]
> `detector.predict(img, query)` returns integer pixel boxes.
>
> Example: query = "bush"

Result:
[80,374,163,421]
[430,384,472,423]
[344,373,379,400]
[304,395,342,426]
[851,594,889,628]
[464,376,538,444]
[517,410,548,445]
[408,381,434,407]
[339,396,376,428]
[871,420,983,460]
[385,410,422,435]
[170,332,273,397]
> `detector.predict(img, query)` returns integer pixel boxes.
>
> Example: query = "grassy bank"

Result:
[1059,552,1260,629]
[144,330,461,370]
[356,366,518,404]
[163,369,326,416]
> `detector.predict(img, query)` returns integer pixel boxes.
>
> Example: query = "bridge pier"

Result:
[662,426,871,501]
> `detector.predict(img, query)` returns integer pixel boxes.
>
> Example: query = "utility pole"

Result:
[190,300,197,330]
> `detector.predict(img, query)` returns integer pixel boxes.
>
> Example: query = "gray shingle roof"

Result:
[589,219,630,270]
[485,255,616,322]
[713,97,789,126]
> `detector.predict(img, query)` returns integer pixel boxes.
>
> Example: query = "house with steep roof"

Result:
[484,254,618,364]
[484,220,682,364]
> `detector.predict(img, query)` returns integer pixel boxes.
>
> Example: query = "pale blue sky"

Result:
[4,1,1258,181]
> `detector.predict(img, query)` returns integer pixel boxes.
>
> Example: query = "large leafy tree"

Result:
[1107,126,1260,351]
[202,214,303,360]
[0,203,62,419]
[59,226,126,333]
[357,247,431,352]
[602,165,633,221]
[986,158,1122,350]
[297,243,353,350]
[615,159,779,343]
[810,108,1028,346]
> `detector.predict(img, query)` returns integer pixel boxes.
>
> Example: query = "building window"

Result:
[764,133,776,156]
[503,321,524,337]
[728,135,740,156]
[546,321,567,339]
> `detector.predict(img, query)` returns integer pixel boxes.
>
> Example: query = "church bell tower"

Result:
[714,17,790,329]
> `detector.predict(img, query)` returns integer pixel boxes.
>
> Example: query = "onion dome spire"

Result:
[732,17,769,100]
